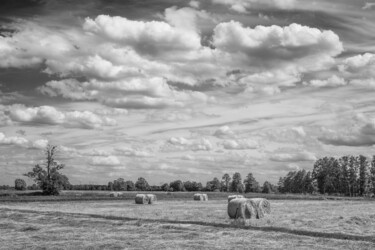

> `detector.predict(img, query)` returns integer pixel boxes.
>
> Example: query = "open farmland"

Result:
[1,197,375,249]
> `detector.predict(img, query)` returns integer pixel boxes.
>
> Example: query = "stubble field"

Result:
[1,195,375,249]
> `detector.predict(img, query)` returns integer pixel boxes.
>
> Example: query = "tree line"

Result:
[278,155,375,197]
[8,145,375,197]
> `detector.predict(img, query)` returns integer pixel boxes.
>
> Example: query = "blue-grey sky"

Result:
[1,0,375,185]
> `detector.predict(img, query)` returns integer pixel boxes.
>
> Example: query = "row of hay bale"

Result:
[135,194,157,204]
[193,193,208,201]
[227,197,271,220]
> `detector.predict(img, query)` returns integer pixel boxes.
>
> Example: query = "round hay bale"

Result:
[146,194,157,204]
[227,198,258,219]
[135,194,149,204]
[193,193,204,201]
[202,194,208,201]
[248,198,271,218]
[228,195,244,203]
[109,192,119,197]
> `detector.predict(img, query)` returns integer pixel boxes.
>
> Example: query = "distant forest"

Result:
[4,154,375,197]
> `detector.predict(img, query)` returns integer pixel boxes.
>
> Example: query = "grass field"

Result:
[1,195,375,249]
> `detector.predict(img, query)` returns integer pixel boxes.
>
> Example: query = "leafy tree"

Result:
[14,178,26,191]
[113,178,126,191]
[277,177,285,193]
[231,172,242,192]
[161,183,170,192]
[206,177,221,192]
[108,182,114,191]
[170,180,184,192]
[135,177,150,191]
[370,156,375,195]
[358,155,369,196]
[244,173,260,193]
[222,173,231,192]
[125,180,135,191]
[262,181,272,193]
[24,145,70,195]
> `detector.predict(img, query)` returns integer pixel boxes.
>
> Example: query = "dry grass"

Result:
[1,199,375,249]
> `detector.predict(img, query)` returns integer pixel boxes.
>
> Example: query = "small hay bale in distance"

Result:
[135,194,149,204]
[202,194,208,201]
[146,194,157,204]
[109,192,119,197]
[228,195,244,203]
[193,193,203,200]
[193,193,208,201]
[227,198,258,219]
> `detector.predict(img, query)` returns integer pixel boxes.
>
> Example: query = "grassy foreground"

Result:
[1,199,375,249]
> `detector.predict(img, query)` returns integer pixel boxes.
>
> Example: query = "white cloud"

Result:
[90,156,121,166]
[115,147,153,158]
[167,137,213,151]
[0,132,29,147]
[319,115,375,147]
[307,75,347,88]
[213,126,235,138]
[189,0,200,9]
[213,22,343,71]
[83,15,201,55]
[270,151,317,162]
[362,2,375,9]
[6,105,116,129]
[31,139,49,149]
[212,0,296,12]
[220,139,259,150]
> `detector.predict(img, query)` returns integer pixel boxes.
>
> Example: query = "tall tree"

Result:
[262,181,272,193]
[231,172,242,192]
[348,156,359,196]
[358,155,369,196]
[370,156,375,195]
[222,173,231,192]
[244,173,259,193]
[24,145,70,195]
[135,177,150,191]
[170,180,184,192]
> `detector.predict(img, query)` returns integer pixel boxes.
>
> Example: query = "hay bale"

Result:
[193,193,204,201]
[228,195,244,203]
[135,194,149,204]
[249,198,271,218]
[227,198,258,219]
[109,192,119,197]
[146,194,157,204]
[202,194,208,201]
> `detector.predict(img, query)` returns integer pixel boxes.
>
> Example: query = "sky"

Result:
[1,0,375,186]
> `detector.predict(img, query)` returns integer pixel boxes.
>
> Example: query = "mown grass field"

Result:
[1,192,375,249]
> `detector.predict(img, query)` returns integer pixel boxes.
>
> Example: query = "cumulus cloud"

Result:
[213,22,342,72]
[0,132,29,147]
[189,0,200,9]
[220,139,259,150]
[212,0,296,12]
[167,137,213,151]
[307,75,347,88]
[319,115,375,146]
[270,151,317,162]
[213,126,235,138]
[6,105,116,129]
[115,147,153,158]
[0,132,49,149]
[31,139,49,149]
[90,156,121,166]
[83,15,201,55]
